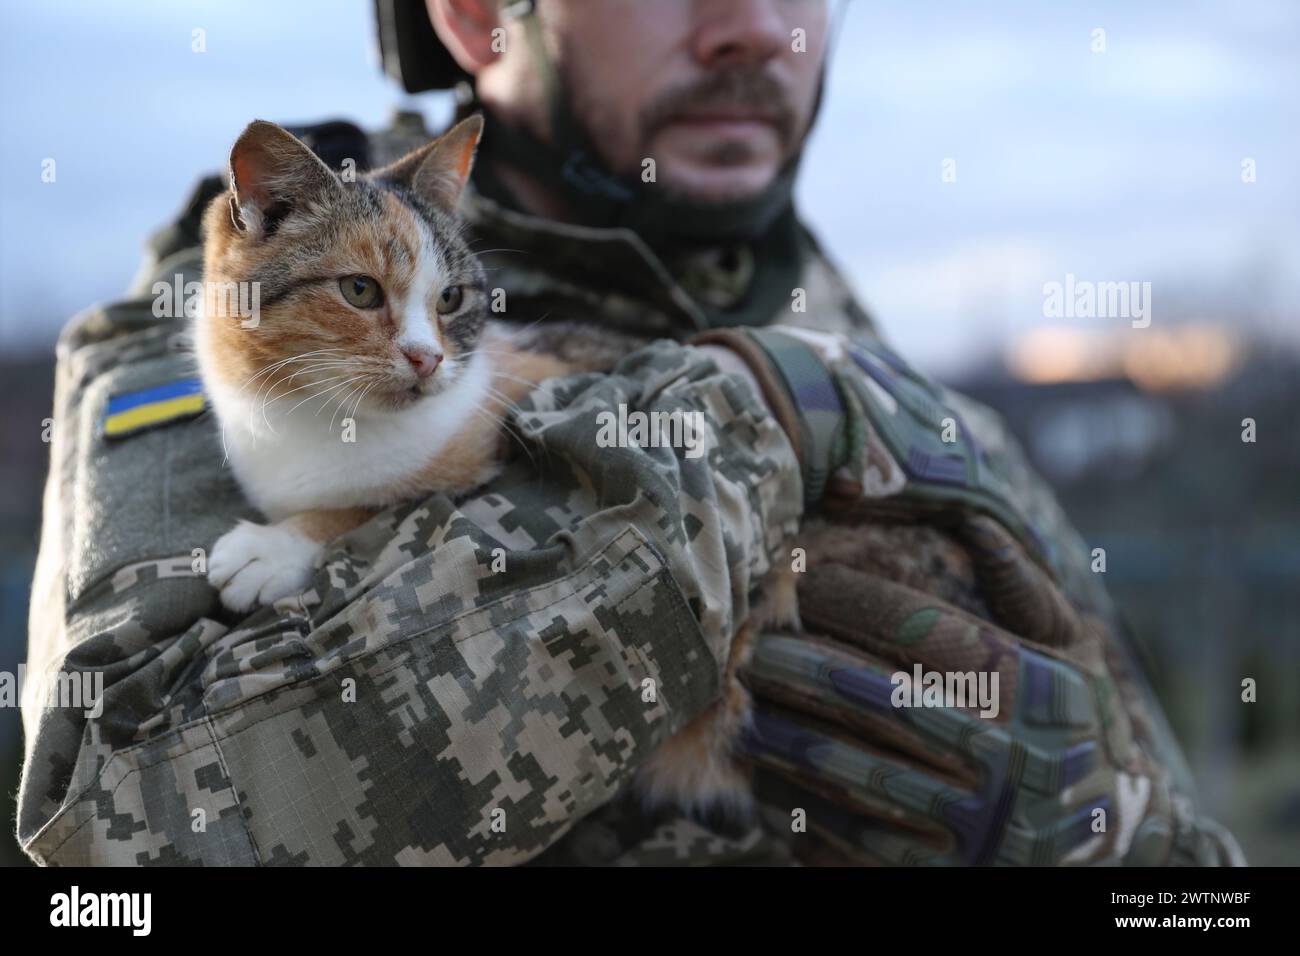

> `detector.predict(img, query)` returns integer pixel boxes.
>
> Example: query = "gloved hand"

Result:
[743,511,1245,865]
[690,326,1245,866]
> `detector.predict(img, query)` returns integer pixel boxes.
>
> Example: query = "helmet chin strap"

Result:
[474,0,830,249]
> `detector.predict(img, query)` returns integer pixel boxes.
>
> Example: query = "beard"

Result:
[561,57,805,201]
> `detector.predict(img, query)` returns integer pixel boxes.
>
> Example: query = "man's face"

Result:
[487,0,829,203]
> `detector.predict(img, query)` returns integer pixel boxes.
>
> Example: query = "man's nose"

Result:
[692,0,786,68]
[401,345,443,379]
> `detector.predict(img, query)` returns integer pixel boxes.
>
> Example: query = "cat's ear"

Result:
[227,120,341,237]
[372,114,483,214]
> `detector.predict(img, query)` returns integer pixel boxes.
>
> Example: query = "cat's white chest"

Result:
[210,355,489,521]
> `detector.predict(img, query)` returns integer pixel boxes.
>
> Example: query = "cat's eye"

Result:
[436,285,463,315]
[340,275,384,309]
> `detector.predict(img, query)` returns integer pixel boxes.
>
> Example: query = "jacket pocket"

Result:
[188,526,719,864]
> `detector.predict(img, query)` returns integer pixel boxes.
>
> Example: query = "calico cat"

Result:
[195,116,796,817]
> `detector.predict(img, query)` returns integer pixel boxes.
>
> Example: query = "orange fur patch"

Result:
[199,188,445,406]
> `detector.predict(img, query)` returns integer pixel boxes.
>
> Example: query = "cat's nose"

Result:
[401,346,443,379]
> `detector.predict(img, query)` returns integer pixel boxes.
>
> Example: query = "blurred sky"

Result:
[1,0,1297,376]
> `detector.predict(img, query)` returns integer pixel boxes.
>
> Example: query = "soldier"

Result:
[17,0,1242,865]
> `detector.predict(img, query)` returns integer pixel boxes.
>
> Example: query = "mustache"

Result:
[639,67,798,145]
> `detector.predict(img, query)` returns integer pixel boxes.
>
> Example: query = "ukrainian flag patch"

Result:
[102,378,206,439]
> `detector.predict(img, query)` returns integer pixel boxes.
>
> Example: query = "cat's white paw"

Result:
[208,520,322,612]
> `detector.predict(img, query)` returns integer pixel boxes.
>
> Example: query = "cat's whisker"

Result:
[240,357,310,393]
[484,373,562,402]
[305,385,356,427]
[465,402,506,433]
[461,347,532,358]
[264,373,360,410]
[475,385,537,436]
[248,376,284,436]
[268,361,360,386]
[485,368,552,386]
[479,383,529,411]
[472,380,518,408]
[468,312,554,347]
[463,246,527,257]
[279,362,362,387]
[331,379,371,431]
[278,376,363,418]
[239,349,349,391]
[348,380,379,423]
[247,362,356,422]
[254,356,357,384]
[318,374,374,424]
[246,357,359,427]
[467,404,538,471]
[342,377,381,427]
[347,385,368,423]
[280,359,361,371]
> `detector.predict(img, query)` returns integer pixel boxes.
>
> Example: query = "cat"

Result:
[195,115,797,819]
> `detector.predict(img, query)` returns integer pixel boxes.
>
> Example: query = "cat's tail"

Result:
[632,562,800,821]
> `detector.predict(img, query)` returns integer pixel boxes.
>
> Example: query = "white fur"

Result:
[201,348,491,612]
[393,247,445,361]
[203,350,491,521]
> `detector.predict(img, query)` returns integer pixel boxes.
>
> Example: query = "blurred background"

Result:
[1,0,1296,865]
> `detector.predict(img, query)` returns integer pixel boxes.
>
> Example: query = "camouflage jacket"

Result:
[18,112,1240,866]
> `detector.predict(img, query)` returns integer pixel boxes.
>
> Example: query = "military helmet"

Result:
[374,0,469,93]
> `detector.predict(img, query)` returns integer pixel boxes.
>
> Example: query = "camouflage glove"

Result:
[690,326,1244,865]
